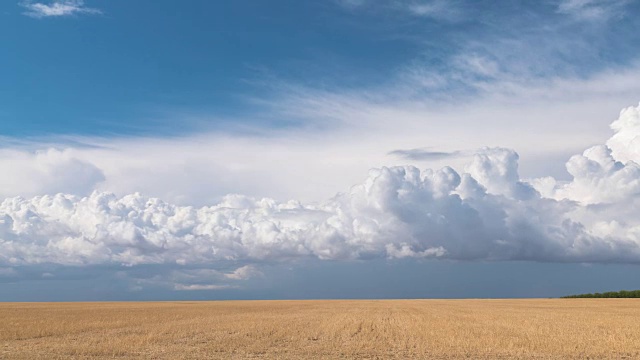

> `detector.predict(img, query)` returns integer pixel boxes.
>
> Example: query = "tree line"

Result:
[562,290,640,298]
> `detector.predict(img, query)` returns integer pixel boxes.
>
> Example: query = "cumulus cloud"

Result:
[1,103,640,270]
[607,104,640,164]
[20,0,101,18]
[536,105,640,206]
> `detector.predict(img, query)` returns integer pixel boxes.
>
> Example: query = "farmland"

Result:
[1,299,639,359]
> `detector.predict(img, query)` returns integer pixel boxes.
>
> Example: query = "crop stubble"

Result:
[0,299,638,359]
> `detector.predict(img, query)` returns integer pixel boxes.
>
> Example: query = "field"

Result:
[1,299,639,359]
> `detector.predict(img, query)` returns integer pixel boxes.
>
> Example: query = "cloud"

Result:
[3,0,637,208]
[120,266,261,291]
[170,266,262,284]
[0,148,105,199]
[389,148,466,161]
[607,103,640,164]
[1,103,640,269]
[224,265,263,280]
[557,0,629,21]
[405,0,462,20]
[0,65,637,209]
[20,0,101,18]
[537,105,640,205]
[173,284,236,291]
[334,0,462,20]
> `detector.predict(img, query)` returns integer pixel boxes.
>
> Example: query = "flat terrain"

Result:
[0,299,639,359]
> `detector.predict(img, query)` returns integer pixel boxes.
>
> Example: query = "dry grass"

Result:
[0,299,639,359]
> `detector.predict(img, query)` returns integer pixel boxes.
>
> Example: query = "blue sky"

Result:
[2,0,640,300]
[2,0,639,136]
[2,0,426,135]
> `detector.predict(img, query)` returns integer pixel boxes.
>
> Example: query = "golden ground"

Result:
[0,299,639,359]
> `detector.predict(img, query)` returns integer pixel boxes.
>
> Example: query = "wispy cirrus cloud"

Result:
[20,0,101,18]
[405,0,462,20]
[335,0,463,21]
[557,0,630,21]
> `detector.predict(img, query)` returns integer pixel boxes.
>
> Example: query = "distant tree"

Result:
[562,290,640,298]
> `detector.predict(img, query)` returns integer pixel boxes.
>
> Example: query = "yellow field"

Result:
[0,299,639,359]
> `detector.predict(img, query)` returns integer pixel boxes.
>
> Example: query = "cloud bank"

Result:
[1,104,640,269]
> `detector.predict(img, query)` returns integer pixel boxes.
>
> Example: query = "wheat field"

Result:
[0,299,639,359]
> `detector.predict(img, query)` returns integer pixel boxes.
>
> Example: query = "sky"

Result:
[1,0,640,300]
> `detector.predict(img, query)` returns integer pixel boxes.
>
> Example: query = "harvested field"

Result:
[0,299,639,359]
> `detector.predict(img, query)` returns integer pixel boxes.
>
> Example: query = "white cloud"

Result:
[121,266,260,291]
[224,265,263,280]
[20,0,101,18]
[3,0,636,207]
[535,105,640,207]
[0,148,105,199]
[607,103,640,164]
[1,103,640,268]
[0,65,636,210]
[169,266,262,284]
